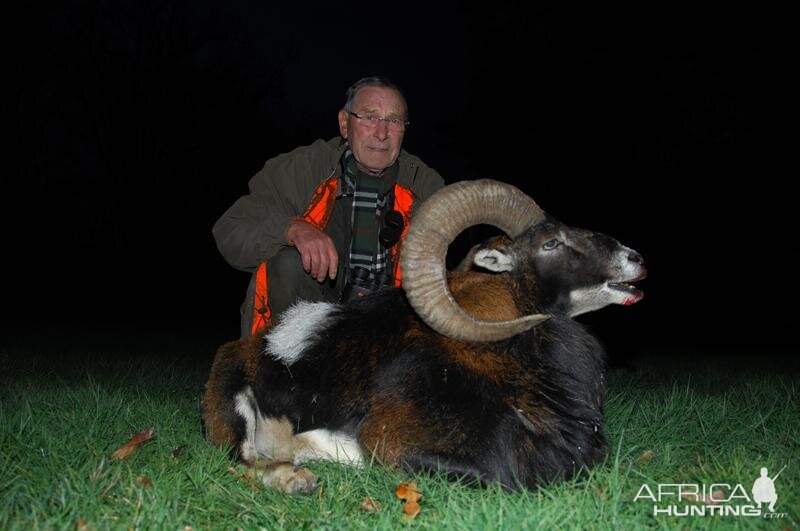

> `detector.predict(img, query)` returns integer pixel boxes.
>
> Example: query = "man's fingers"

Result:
[328,246,338,280]
[312,245,327,282]
[301,249,312,273]
[314,259,326,282]
[291,220,337,282]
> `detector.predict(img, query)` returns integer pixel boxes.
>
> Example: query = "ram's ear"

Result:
[474,248,515,272]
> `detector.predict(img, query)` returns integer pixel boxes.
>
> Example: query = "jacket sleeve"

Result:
[412,165,446,204]
[212,148,316,273]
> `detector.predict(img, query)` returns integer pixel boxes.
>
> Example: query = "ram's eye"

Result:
[542,239,561,250]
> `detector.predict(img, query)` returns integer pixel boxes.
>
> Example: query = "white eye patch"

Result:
[473,249,514,272]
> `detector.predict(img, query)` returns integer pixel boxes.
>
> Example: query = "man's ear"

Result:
[338,110,349,139]
[473,248,514,272]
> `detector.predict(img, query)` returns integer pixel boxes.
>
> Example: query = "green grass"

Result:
[1,339,797,530]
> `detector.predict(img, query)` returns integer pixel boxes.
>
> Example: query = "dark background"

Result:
[5,3,796,363]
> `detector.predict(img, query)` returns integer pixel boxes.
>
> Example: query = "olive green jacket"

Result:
[213,137,445,273]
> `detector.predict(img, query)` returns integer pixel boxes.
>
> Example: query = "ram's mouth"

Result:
[608,277,645,305]
[609,282,642,295]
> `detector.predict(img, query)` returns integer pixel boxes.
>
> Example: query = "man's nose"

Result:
[373,121,390,140]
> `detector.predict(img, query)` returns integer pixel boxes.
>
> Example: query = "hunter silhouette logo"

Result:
[752,465,785,512]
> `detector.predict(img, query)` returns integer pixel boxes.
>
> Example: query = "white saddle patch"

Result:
[264,301,337,365]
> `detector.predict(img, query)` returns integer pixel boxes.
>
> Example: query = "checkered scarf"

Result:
[340,148,398,275]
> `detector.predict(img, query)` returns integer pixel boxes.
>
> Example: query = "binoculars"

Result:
[340,267,393,302]
[340,210,404,302]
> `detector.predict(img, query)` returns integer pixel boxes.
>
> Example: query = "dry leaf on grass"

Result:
[396,482,423,519]
[135,475,153,488]
[637,450,655,464]
[396,482,422,503]
[111,427,156,460]
[359,496,383,512]
[171,444,187,459]
[403,501,421,518]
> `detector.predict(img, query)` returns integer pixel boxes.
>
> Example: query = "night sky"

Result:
[5,3,796,361]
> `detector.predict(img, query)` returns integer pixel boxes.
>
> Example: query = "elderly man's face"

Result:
[338,86,406,176]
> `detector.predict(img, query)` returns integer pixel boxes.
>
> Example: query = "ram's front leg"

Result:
[229,393,319,494]
[202,339,318,494]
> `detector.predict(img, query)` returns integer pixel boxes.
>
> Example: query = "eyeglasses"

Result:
[348,111,409,132]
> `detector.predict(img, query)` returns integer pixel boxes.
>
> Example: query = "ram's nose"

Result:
[627,251,647,280]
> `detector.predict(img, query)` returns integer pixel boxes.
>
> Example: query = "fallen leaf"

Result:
[360,496,383,512]
[135,475,153,488]
[403,501,421,518]
[111,427,156,460]
[76,520,97,531]
[171,444,187,459]
[396,482,423,520]
[637,450,655,464]
[395,482,422,503]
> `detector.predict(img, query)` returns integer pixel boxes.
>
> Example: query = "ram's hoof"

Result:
[262,463,318,494]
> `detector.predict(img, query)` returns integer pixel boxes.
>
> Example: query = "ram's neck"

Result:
[446,271,522,322]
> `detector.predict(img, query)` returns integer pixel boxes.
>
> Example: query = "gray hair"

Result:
[343,76,408,117]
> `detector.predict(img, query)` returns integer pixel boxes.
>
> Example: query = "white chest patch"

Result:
[264,301,337,365]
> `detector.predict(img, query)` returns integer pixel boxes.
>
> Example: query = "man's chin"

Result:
[357,157,396,176]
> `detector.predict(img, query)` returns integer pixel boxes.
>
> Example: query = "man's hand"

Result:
[286,219,338,282]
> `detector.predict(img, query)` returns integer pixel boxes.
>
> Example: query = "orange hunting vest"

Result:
[250,178,415,335]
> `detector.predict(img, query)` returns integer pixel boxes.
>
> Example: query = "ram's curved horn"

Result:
[400,179,549,342]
